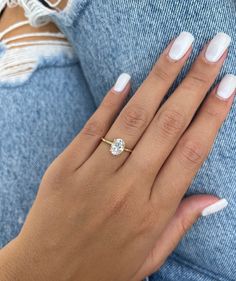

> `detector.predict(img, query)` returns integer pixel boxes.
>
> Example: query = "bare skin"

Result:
[0,6,64,42]
[0,7,235,281]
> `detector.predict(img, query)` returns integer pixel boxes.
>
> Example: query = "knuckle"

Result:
[151,65,170,82]
[179,138,205,168]
[186,72,210,88]
[42,161,68,191]
[204,103,224,120]
[120,105,148,133]
[202,93,229,122]
[157,108,186,138]
[81,119,103,138]
[184,58,216,90]
[102,94,117,109]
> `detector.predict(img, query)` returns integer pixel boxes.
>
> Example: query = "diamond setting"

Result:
[110,138,125,156]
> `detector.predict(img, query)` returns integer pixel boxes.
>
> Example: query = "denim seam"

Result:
[171,253,234,281]
[55,0,93,26]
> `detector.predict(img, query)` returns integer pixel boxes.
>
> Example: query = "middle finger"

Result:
[92,31,194,171]
[122,32,231,181]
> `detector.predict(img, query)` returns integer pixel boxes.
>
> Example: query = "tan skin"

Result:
[0,6,63,42]
[0,6,235,281]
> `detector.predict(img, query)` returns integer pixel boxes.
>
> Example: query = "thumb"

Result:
[133,195,228,281]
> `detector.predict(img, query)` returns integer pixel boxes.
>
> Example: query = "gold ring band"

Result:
[101,137,132,156]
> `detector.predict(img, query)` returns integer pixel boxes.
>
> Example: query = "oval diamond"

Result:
[110,138,125,156]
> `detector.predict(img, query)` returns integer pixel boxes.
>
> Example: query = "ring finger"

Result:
[91,31,195,171]
[121,32,231,182]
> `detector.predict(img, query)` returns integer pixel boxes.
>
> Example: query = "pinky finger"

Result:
[57,73,131,171]
[151,74,236,211]
[132,195,226,281]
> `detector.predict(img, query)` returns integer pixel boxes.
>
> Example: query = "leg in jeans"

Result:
[1,1,235,280]
[48,1,235,280]
[0,5,96,247]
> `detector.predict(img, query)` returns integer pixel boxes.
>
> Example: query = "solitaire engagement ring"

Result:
[101,137,132,156]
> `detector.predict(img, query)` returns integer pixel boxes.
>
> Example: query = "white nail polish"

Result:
[216,74,236,100]
[201,199,228,217]
[113,73,131,93]
[168,31,194,60]
[205,32,231,62]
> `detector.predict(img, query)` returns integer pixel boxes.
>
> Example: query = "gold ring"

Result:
[101,137,132,156]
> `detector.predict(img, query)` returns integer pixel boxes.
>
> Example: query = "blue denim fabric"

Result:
[0,0,235,280]
[0,46,96,245]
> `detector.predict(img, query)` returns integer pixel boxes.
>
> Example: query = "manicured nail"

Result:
[201,199,228,216]
[168,31,194,60]
[216,74,236,100]
[205,32,231,62]
[113,73,131,93]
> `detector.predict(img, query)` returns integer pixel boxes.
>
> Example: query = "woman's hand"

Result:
[1,31,235,281]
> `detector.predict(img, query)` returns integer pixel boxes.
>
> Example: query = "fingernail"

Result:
[216,74,236,100]
[168,31,194,60]
[113,73,131,93]
[205,32,231,62]
[201,199,228,216]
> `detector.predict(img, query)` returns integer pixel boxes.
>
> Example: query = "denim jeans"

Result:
[0,0,235,280]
